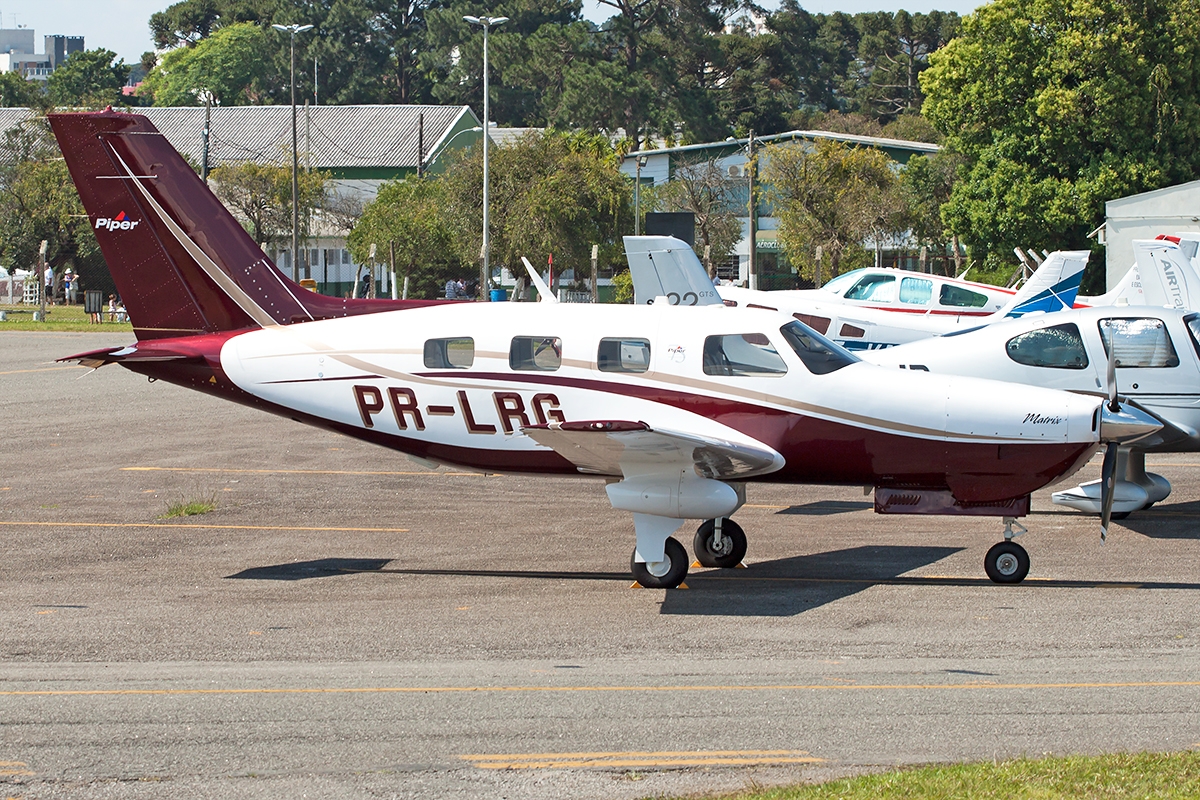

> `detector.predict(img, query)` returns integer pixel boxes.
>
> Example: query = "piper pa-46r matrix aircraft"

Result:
[628,238,1090,351]
[51,109,1162,589]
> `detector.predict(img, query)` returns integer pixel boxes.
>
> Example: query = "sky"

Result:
[25,0,987,65]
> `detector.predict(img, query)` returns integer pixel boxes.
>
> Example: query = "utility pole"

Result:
[271,23,314,279]
[747,129,757,290]
[201,95,210,183]
[464,15,508,300]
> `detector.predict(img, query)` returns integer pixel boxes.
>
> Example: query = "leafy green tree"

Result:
[149,0,273,49]
[853,11,959,121]
[762,137,901,282]
[209,161,327,249]
[348,177,466,298]
[143,23,270,106]
[439,130,632,281]
[654,155,742,275]
[921,0,1200,267]
[0,120,103,289]
[45,49,131,109]
[899,150,964,272]
[0,72,44,109]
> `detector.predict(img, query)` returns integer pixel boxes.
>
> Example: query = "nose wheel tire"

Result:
[693,518,747,569]
[631,537,689,589]
[984,541,1030,584]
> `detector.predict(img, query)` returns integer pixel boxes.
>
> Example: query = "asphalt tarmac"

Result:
[2,331,1199,799]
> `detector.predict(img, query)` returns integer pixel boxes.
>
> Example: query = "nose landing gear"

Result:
[984,517,1030,584]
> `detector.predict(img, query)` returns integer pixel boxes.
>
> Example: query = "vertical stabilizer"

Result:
[624,236,723,306]
[50,109,437,340]
[997,250,1089,317]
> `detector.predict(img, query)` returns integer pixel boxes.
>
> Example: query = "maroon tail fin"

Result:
[50,109,438,340]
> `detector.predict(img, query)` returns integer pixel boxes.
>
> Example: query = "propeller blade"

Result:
[1104,323,1119,411]
[1099,442,1118,542]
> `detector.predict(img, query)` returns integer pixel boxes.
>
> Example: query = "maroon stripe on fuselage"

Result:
[418,371,1093,501]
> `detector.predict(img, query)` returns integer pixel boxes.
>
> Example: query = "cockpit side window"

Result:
[843,274,895,303]
[703,333,788,376]
[1098,318,1179,368]
[779,320,859,374]
[1184,314,1200,362]
[1004,324,1088,369]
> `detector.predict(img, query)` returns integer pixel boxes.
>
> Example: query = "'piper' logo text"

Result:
[95,211,139,231]
[1023,412,1064,425]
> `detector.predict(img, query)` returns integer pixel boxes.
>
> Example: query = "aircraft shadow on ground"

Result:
[774,500,873,516]
[1118,499,1200,539]
[659,545,961,617]
[226,558,394,581]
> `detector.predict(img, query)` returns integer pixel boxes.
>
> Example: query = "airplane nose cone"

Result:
[1099,403,1162,444]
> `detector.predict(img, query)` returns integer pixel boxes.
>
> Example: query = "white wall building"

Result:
[1103,180,1200,288]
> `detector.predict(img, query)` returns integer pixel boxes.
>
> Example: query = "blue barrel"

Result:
[489,289,507,302]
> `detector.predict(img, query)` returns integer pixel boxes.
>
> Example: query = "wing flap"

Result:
[522,420,784,479]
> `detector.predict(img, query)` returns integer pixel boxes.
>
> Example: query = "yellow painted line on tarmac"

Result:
[460,749,824,769]
[0,365,81,376]
[0,521,408,533]
[2,679,1199,699]
[121,466,489,477]
[0,760,33,777]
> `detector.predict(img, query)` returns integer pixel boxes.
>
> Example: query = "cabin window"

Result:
[1098,318,1179,368]
[1005,324,1088,369]
[792,313,831,335]
[598,338,651,373]
[939,284,988,308]
[844,274,895,303]
[780,320,859,375]
[423,337,474,369]
[703,333,788,376]
[899,277,932,305]
[510,336,562,371]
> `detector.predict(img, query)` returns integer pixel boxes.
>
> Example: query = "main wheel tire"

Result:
[984,541,1030,584]
[631,537,689,589]
[693,519,748,569]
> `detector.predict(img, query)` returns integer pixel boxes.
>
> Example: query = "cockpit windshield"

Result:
[779,320,860,374]
[820,269,865,296]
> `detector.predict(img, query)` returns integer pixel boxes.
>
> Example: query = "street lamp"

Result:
[729,131,761,290]
[272,22,314,279]
[463,14,507,300]
[634,154,647,235]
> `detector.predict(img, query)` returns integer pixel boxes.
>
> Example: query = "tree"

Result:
[654,155,742,275]
[142,23,270,106]
[921,0,1200,268]
[899,150,964,273]
[348,177,466,299]
[0,72,44,109]
[852,11,959,122]
[762,137,901,282]
[209,161,327,250]
[0,120,104,290]
[439,130,632,281]
[149,0,273,49]
[45,49,131,108]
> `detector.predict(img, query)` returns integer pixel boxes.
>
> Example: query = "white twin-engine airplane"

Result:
[626,237,1090,350]
[50,109,1161,590]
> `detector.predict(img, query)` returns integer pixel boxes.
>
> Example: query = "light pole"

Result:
[272,22,314,279]
[634,155,647,235]
[464,14,507,300]
[747,129,757,291]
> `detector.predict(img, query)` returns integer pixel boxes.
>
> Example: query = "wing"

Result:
[522,420,784,480]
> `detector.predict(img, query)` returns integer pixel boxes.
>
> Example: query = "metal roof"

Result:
[140,104,478,169]
[632,129,940,158]
[0,105,480,170]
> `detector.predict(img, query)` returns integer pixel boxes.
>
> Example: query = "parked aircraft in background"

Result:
[866,303,1200,518]
[50,109,1161,589]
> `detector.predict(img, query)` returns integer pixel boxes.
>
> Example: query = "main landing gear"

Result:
[984,517,1030,584]
[630,517,747,589]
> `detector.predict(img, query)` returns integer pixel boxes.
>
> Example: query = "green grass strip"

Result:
[1,303,133,332]
[683,752,1200,799]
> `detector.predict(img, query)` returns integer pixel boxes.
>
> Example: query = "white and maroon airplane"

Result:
[50,109,1161,589]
